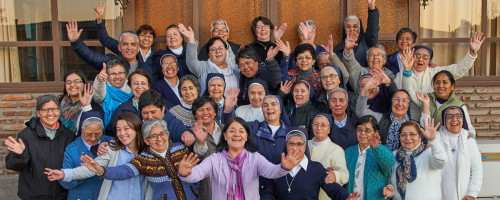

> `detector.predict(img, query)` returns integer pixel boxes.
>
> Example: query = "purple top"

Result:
[180,151,290,200]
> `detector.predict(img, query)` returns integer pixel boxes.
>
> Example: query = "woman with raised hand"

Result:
[245,16,287,63]
[178,117,302,200]
[282,80,319,136]
[235,78,269,122]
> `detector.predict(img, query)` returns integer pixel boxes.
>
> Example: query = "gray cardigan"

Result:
[342,50,395,92]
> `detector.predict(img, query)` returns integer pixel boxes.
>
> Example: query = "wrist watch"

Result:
[470,49,478,53]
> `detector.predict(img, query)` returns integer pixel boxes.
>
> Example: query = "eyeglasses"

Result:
[297,55,313,60]
[356,128,374,134]
[209,46,225,53]
[65,79,83,85]
[287,142,305,147]
[414,53,430,60]
[147,131,168,140]
[368,54,384,58]
[39,107,60,114]
[83,132,103,138]
[445,113,463,119]
[400,132,419,138]
[161,62,178,67]
[393,97,410,103]
[313,123,329,129]
[321,74,338,80]
[212,28,228,33]
[256,25,271,30]
[138,34,154,39]
[108,71,126,77]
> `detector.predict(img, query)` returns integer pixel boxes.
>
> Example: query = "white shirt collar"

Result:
[310,137,332,147]
[212,122,222,145]
[81,137,102,151]
[150,145,168,158]
[289,156,308,177]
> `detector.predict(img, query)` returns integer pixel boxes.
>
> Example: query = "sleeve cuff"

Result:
[81,105,92,112]
[62,169,73,182]
[403,69,412,77]
[193,142,208,156]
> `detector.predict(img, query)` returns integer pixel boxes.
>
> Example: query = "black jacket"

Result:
[6,117,76,200]
[285,101,318,139]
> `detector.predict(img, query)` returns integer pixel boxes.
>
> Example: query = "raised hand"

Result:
[181,131,195,146]
[361,76,381,96]
[280,80,293,94]
[97,141,108,156]
[273,23,287,41]
[276,39,291,57]
[79,83,94,107]
[280,151,302,170]
[347,191,361,200]
[420,118,440,142]
[344,31,359,52]
[66,20,83,42]
[178,23,196,43]
[400,47,414,71]
[369,129,381,149]
[224,88,240,113]
[325,171,336,184]
[321,35,335,56]
[298,22,314,44]
[383,185,394,199]
[44,168,65,181]
[266,46,279,61]
[469,32,485,56]
[178,153,200,176]
[192,121,208,146]
[4,136,25,155]
[371,68,390,85]
[97,63,108,83]
[367,0,376,10]
[80,155,103,175]
[416,91,430,104]
[94,1,106,23]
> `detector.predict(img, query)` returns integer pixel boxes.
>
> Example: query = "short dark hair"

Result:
[205,37,228,53]
[139,89,164,111]
[357,115,379,131]
[106,57,129,74]
[109,112,147,153]
[396,28,417,43]
[237,46,260,63]
[37,94,60,111]
[294,43,316,61]
[432,70,455,86]
[137,24,156,38]
[217,117,259,152]
[191,96,218,116]
[127,69,152,88]
[251,16,274,39]
[178,74,201,97]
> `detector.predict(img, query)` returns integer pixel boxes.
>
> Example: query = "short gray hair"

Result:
[119,31,139,44]
[105,57,129,75]
[366,44,387,60]
[328,87,348,102]
[297,20,316,34]
[36,94,60,111]
[82,117,104,130]
[178,74,201,98]
[141,119,168,139]
[286,130,307,143]
[210,19,230,32]
[344,15,360,27]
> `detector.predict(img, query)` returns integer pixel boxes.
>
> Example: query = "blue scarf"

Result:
[386,113,409,151]
[395,143,425,200]
[103,83,132,128]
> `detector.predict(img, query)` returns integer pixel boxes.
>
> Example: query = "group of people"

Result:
[4,0,484,199]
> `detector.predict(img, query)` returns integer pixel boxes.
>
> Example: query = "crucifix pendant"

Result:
[288,187,291,193]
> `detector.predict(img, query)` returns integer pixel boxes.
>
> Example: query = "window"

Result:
[0,0,123,92]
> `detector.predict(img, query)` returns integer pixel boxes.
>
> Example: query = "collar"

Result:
[150,146,168,158]
[212,121,222,145]
[81,137,102,150]
[310,137,332,147]
[334,115,347,127]
[358,145,370,156]
[180,100,193,109]
[289,156,308,177]
[164,76,179,88]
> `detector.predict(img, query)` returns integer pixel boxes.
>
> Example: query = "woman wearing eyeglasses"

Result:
[179,23,240,95]
[6,94,76,200]
[198,19,241,65]
[344,115,395,200]
[395,32,484,121]
[378,90,412,151]
[287,43,323,97]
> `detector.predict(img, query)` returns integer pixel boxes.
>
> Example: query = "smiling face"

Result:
[262,97,281,125]
[37,101,60,128]
[144,124,169,153]
[130,74,150,100]
[392,91,410,119]
[180,80,199,105]
[166,27,183,49]
[138,31,154,49]
[82,124,103,146]
[255,20,271,42]
[356,122,375,147]
[208,78,225,102]
[194,102,217,126]
[433,73,454,100]
[293,82,310,106]
[329,91,348,118]
[413,49,431,72]
[286,135,306,159]
[65,73,84,98]
[118,35,139,62]
[321,67,340,92]
[223,121,248,152]
[312,116,331,142]
[359,77,379,100]
[445,108,463,134]
[116,119,138,146]
[248,84,266,108]
[367,48,386,70]
[208,40,227,66]
[397,32,414,51]
[161,56,179,79]
[107,65,127,88]
[238,57,259,78]
[212,23,229,42]
[344,19,360,36]
[141,105,165,122]
[400,125,421,150]
[295,51,315,72]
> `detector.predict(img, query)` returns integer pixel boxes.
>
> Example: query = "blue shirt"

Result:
[334,115,348,128]
[107,147,145,200]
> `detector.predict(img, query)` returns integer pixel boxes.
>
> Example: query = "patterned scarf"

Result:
[59,96,81,132]
[386,113,409,151]
[223,149,248,200]
[395,143,425,200]
[103,82,132,128]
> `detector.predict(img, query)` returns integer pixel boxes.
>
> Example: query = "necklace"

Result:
[285,174,296,193]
